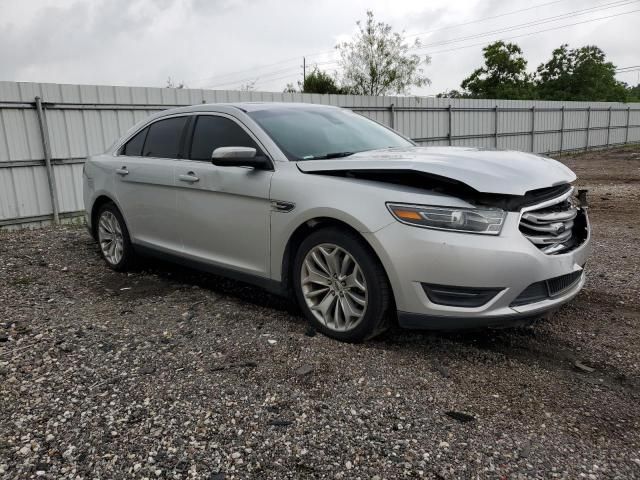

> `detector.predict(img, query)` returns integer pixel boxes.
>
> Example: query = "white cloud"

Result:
[0,0,637,94]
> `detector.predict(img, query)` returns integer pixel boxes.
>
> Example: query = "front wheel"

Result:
[293,227,392,342]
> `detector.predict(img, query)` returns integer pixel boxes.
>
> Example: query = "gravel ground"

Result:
[1,146,639,479]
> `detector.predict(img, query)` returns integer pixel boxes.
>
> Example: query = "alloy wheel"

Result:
[300,243,368,332]
[98,211,124,265]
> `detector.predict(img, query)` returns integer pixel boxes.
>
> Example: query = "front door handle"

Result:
[116,167,129,176]
[179,172,200,183]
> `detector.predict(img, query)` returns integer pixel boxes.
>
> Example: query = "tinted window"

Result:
[248,107,412,160]
[189,116,259,161]
[142,117,188,159]
[122,127,148,156]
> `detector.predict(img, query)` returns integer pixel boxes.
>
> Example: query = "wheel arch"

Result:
[90,195,124,240]
[280,216,393,302]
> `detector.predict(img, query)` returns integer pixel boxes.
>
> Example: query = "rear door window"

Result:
[189,115,259,161]
[121,127,148,156]
[142,116,188,159]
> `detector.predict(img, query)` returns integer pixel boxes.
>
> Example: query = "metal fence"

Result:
[1,81,639,229]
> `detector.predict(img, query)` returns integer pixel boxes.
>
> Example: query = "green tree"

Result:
[283,83,298,93]
[436,89,465,98]
[165,76,185,89]
[239,80,256,91]
[336,11,430,95]
[536,45,628,101]
[460,41,535,99]
[302,68,343,94]
[627,83,640,102]
[281,68,343,94]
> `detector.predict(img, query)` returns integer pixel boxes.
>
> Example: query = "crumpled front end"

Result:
[362,187,591,330]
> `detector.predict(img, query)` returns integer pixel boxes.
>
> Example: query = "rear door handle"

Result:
[179,172,200,183]
[116,167,129,176]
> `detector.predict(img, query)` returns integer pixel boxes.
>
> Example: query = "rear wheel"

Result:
[96,203,135,271]
[293,227,391,342]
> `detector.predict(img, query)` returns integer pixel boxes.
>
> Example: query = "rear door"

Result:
[114,115,188,253]
[174,113,274,277]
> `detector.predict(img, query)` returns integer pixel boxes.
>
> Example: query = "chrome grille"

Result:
[519,188,586,255]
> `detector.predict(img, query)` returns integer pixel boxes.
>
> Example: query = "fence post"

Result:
[606,106,612,147]
[530,106,536,153]
[34,96,60,225]
[448,104,453,145]
[626,106,631,144]
[585,106,591,151]
[494,105,499,149]
[559,106,565,155]
[389,103,395,129]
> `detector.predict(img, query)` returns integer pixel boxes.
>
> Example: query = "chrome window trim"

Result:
[113,113,191,157]
[113,111,276,170]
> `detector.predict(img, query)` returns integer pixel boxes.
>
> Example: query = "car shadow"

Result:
[136,254,546,352]
[94,248,632,387]
[134,255,298,314]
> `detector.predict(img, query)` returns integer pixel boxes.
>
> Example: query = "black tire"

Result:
[95,202,135,272]
[293,227,392,342]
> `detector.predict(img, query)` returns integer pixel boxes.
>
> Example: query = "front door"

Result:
[175,114,274,277]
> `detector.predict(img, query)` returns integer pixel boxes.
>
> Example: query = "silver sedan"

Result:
[83,103,591,342]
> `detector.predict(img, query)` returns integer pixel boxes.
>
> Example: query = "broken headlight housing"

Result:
[387,203,506,235]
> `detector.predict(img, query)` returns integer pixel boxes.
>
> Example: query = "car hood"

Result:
[296,146,575,196]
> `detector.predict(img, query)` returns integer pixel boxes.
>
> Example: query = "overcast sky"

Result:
[1,0,639,95]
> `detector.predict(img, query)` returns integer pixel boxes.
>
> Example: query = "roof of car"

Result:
[232,102,340,112]
[118,102,345,147]
[160,102,341,115]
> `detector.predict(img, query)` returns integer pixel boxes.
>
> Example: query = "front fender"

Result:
[268,163,477,282]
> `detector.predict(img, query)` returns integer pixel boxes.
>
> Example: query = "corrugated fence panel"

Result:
[0,166,52,220]
[53,164,84,213]
[1,80,639,228]
[1,109,36,161]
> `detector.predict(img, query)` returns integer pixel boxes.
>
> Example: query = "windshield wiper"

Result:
[306,151,356,160]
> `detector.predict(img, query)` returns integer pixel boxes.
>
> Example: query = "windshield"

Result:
[248,107,413,160]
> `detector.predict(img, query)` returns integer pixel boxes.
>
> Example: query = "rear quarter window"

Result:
[121,127,148,156]
[142,116,189,159]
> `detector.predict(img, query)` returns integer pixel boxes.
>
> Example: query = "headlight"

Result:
[387,203,506,235]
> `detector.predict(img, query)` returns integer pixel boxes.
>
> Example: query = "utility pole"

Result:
[303,57,306,87]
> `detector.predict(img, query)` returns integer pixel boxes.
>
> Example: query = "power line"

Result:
[279,0,638,83]
[405,0,571,38]
[254,72,305,87]
[205,64,306,89]
[303,0,579,63]
[423,8,640,56]
[252,64,349,90]
[189,56,302,85]
[186,0,582,87]
[312,2,636,76]
[206,58,342,90]
[196,54,340,89]
[209,6,640,91]
[195,1,639,90]
[411,0,638,52]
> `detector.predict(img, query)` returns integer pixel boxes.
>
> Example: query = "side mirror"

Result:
[211,147,269,169]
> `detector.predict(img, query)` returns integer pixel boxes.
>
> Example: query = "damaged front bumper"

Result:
[364,207,591,330]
